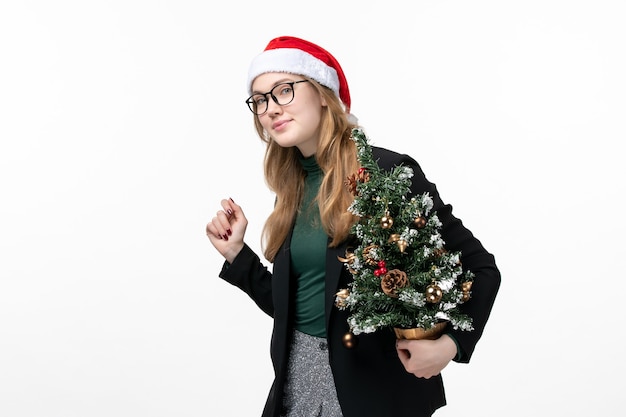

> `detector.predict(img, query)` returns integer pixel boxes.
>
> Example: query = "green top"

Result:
[290,155,328,337]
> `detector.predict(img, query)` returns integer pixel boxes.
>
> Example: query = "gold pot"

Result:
[393,322,447,340]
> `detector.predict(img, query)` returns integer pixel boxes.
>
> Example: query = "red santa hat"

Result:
[247,36,352,113]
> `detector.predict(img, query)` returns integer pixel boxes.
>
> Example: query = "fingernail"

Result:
[229,197,235,203]
[227,209,233,216]
[227,229,232,236]
[222,234,229,241]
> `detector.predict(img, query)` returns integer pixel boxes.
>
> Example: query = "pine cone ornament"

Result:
[381,269,409,297]
[344,174,359,196]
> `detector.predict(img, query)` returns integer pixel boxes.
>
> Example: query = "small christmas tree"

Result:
[335,128,474,338]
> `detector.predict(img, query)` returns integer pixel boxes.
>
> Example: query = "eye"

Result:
[276,84,294,96]
[252,94,267,105]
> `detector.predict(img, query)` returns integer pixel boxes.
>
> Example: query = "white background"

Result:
[1,1,624,416]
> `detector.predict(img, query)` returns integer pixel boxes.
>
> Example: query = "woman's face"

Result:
[251,72,326,157]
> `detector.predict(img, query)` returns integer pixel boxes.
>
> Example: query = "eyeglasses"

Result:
[245,80,310,115]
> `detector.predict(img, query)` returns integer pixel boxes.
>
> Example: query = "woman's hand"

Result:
[205,198,247,264]
[396,334,458,379]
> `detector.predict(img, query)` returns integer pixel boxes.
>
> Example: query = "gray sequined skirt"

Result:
[281,330,343,417]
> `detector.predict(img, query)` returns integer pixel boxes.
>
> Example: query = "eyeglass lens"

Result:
[246,81,305,115]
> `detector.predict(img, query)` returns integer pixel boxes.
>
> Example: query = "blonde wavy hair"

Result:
[252,77,360,262]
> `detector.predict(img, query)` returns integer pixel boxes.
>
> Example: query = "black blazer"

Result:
[220,147,501,417]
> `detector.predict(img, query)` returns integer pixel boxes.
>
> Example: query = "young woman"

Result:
[205,36,501,417]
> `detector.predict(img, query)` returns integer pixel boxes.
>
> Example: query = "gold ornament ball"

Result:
[342,332,358,349]
[413,216,427,229]
[380,215,394,229]
[425,284,443,303]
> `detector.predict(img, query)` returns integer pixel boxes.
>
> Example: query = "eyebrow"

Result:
[251,77,305,94]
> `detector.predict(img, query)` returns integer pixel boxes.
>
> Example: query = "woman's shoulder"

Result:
[371,146,420,171]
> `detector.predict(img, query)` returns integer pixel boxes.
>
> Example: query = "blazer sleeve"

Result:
[373,147,501,363]
[219,243,275,317]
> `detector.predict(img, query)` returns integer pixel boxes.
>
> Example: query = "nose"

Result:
[266,94,283,115]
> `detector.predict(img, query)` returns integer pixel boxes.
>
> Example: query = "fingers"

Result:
[206,210,232,241]
[220,197,240,219]
[205,197,246,242]
[395,339,451,379]
[396,346,410,365]
[206,197,247,264]
[396,339,409,350]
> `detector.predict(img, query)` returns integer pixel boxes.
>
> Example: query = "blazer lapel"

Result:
[325,240,349,330]
[273,231,294,323]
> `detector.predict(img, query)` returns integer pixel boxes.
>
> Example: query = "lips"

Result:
[272,119,290,131]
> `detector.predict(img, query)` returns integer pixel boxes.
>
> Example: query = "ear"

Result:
[320,95,328,107]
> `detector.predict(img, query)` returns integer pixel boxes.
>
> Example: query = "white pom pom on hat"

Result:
[247,36,352,114]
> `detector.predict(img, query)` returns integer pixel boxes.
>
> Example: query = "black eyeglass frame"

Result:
[245,80,310,115]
